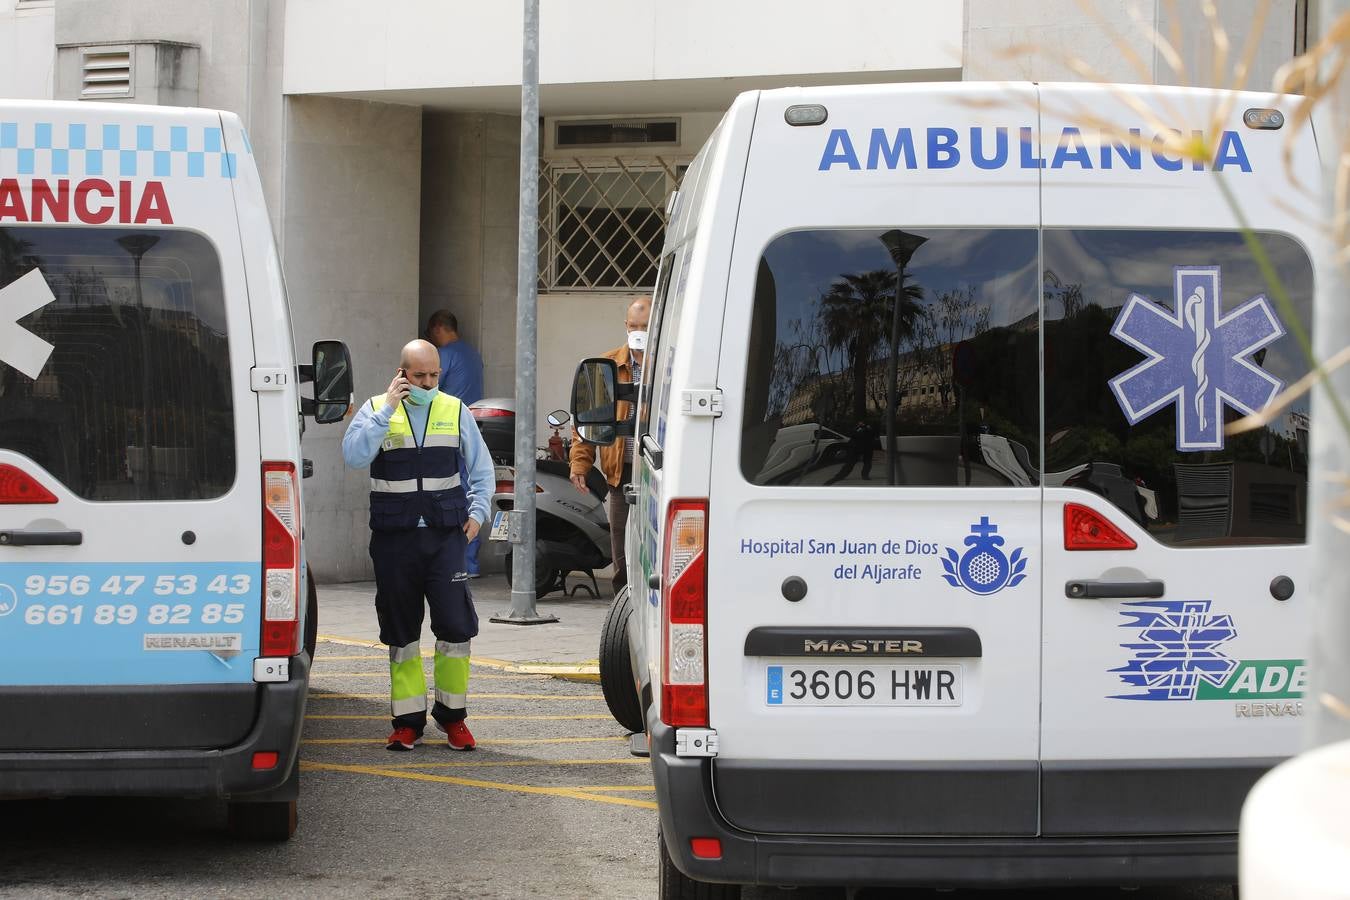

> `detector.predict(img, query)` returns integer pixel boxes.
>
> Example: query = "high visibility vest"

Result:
[367,391,468,532]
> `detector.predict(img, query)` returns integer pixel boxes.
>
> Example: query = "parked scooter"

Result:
[469,399,612,598]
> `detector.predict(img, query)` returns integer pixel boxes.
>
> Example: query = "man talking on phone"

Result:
[342,339,494,752]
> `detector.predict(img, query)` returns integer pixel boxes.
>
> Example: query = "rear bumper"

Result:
[649,716,1243,888]
[0,653,309,801]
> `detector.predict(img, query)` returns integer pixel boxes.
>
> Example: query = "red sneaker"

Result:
[385,726,421,751]
[437,720,476,751]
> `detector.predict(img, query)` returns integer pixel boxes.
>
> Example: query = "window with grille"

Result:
[539,157,687,291]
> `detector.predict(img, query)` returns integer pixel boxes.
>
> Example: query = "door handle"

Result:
[1066,579,1163,599]
[0,529,83,547]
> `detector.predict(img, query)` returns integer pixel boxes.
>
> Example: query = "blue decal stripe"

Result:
[0,122,248,179]
[0,562,263,687]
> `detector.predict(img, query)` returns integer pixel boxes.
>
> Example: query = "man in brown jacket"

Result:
[569,296,650,594]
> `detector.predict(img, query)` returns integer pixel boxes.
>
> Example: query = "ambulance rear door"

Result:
[1037,84,1320,835]
[706,84,1046,837]
[0,103,265,751]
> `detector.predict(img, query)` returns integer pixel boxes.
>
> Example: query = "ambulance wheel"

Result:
[503,548,562,598]
[659,829,740,900]
[303,564,318,660]
[227,799,297,842]
[599,586,643,734]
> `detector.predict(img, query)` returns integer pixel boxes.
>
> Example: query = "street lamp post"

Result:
[493,0,557,625]
[879,230,928,485]
[117,234,160,498]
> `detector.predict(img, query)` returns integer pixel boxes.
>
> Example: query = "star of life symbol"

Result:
[940,517,1027,596]
[1111,600,1238,701]
[1108,266,1285,451]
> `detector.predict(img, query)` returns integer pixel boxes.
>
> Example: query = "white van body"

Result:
[0,101,345,838]
[603,83,1323,890]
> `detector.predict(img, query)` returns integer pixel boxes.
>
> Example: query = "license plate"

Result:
[489,510,511,542]
[766,663,962,707]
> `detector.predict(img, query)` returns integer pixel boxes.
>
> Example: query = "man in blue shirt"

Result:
[425,310,484,405]
[425,310,486,575]
[342,339,495,752]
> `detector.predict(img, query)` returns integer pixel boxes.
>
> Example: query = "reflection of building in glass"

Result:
[1289,411,1309,460]
[780,344,955,426]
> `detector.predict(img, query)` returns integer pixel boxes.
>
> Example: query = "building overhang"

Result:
[290,68,962,115]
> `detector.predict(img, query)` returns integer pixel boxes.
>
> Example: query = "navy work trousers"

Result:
[370,526,479,730]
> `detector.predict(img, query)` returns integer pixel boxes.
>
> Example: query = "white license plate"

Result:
[489,510,511,542]
[766,663,962,707]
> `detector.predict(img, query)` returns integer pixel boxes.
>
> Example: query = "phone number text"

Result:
[22,573,252,599]
[22,603,247,627]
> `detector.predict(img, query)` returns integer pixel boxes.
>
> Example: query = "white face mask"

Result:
[626,329,648,352]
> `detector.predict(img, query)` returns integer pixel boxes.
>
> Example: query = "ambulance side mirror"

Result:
[571,358,634,446]
[310,340,354,425]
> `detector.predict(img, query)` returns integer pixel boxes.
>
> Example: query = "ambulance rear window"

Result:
[1044,229,1312,547]
[740,228,1040,487]
[0,226,235,501]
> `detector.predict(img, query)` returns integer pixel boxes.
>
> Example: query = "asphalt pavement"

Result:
[315,575,611,672]
[0,575,1234,899]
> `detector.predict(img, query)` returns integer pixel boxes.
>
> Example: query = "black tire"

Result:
[504,547,562,599]
[599,586,644,734]
[303,564,318,660]
[658,829,740,900]
[227,799,297,842]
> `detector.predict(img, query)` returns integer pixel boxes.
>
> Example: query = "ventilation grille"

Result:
[81,47,133,99]
[556,119,679,148]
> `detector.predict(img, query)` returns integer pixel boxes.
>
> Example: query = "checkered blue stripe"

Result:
[0,122,251,179]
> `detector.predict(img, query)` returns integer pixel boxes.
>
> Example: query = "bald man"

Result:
[342,339,494,752]
[569,296,650,595]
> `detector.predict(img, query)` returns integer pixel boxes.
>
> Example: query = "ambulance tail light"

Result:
[261,462,301,657]
[661,499,709,728]
[1064,502,1137,551]
[0,464,57,504]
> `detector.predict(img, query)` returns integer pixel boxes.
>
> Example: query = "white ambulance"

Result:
[0,101,352,840]
[576,83,1322,893]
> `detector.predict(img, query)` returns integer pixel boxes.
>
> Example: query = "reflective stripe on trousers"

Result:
[434,640,470,710]
[389,641,426,717]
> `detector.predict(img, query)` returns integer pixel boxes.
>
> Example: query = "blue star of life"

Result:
[1111,600,1238,701]
[1108,266,1285,451]
[941,516,1026,596]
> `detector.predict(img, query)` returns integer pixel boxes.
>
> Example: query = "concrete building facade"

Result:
[0,0,1312,580]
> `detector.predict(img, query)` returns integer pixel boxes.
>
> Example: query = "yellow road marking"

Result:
[370,758,645,770]
[306,713,613,721]
[300,761,657,810]
[311,672,545,679]
[580,786,657,792]
[316,636,599,679]
[307,692,603,701]
[302,736,623,746]
[311,674,546,684]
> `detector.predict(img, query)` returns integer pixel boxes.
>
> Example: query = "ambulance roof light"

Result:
[785,104,828,127]
[1243,108,1284,130]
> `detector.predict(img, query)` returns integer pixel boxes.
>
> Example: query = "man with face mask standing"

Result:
[570,297,650,595]
[342,339,495,752]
